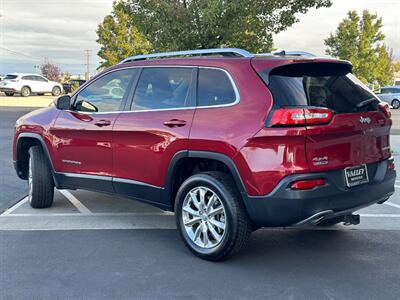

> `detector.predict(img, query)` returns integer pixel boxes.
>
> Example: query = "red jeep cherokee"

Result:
[13,48,396,260]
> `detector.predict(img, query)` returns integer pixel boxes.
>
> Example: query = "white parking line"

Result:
[0,197,29,216]
[360,214,400,217]
[395,185,400,189]
[2,212,173,217]
[384,201,400,210]
[59,190,92,214]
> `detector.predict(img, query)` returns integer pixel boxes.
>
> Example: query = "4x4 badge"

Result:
[360,116,371,124]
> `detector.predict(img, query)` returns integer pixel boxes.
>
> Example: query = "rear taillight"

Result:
[388,161,395,170]
[269,107,333,127]
[291,179,326,190]
[378,102,391,118]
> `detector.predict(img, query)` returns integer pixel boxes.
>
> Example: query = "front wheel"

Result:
[28,146,54,208]
[175,172,251,261]
[391,99,400,109]
[52,86,61,96]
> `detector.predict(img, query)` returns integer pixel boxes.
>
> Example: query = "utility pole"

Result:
[84,50,92,80]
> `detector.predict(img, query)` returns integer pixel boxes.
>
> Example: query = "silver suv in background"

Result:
[0,73,63,97]
[376,86,400,109]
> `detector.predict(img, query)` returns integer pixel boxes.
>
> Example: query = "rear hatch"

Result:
[254,60,391,172]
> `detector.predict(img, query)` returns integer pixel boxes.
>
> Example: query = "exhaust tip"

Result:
[343,214,360,226]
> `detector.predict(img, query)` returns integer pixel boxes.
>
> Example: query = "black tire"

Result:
[175,171,252,261]
[391,99,400,109]
[21,86,31,97]
[28,146,54,208]
[5,92,14,96]
[52,86,61,96]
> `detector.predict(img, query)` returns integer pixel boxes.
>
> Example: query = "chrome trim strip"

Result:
[121,48,253,63]
[69,66,240,115]
[56,172,163,189]
[113,177,164,189]
[57,172,112,181]
[295,210,334,226]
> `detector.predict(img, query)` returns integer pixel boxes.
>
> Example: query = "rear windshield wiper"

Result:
[353,97,379,111]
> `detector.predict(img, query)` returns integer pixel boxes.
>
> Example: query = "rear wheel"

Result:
[28,146,54,208]
[175,171,251,261]
[52,86,61,96]
[5,92,14,96]
[21,86,31,97]
[391,99,400,109]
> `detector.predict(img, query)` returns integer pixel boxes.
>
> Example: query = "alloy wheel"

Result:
[181,186,227,249]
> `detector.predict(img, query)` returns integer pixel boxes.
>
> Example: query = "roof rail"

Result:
[255,51,317,58]
[120,48,254,63]
[272,50,317,57]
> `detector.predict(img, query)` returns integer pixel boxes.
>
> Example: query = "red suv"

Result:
[13,48,396,260]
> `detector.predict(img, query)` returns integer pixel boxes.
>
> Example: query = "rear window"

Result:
[5,75,18,80]
[264,63,378,113]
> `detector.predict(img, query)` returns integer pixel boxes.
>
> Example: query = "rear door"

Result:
[21,75,38,92]
[265,62,391,172]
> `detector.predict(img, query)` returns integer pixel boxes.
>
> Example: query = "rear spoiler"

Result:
[251,60,353,85]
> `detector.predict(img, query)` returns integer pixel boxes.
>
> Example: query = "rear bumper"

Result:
[244,158,396,227]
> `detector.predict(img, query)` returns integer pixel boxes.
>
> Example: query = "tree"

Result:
[325,10,394,86]
[97,1,152,68]
[97,0,331,67]
[41,62,61,82]
[61,72,72,83]
[126,0,331,52]
[394,61,400,73]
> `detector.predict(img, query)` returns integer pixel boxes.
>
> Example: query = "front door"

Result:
[51,68,138,191]
[113,67,197,205]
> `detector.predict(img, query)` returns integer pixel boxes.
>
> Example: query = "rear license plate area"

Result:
[345,164,369,187]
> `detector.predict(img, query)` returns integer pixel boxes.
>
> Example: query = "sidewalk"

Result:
[0,95,55,107]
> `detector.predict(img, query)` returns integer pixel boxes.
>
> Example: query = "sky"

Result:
[0,0,399,76]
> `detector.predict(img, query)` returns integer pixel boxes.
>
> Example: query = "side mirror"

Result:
[55,95,71,110]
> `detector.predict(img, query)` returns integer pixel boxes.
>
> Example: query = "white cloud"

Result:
[273,0,400,59]
[0,0,114,75]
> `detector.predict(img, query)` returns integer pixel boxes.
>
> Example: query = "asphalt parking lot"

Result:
[1,106,400,299]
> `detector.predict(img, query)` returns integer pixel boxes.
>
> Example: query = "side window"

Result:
[197,68,237,107]
[132,67,195,111]
[75,69,136,113]
[22,76,32,80]
[379,88,388,94]
[35,76,47,82]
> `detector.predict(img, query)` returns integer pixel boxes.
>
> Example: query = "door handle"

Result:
[163,119,187,127]
[94,120,112,127]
